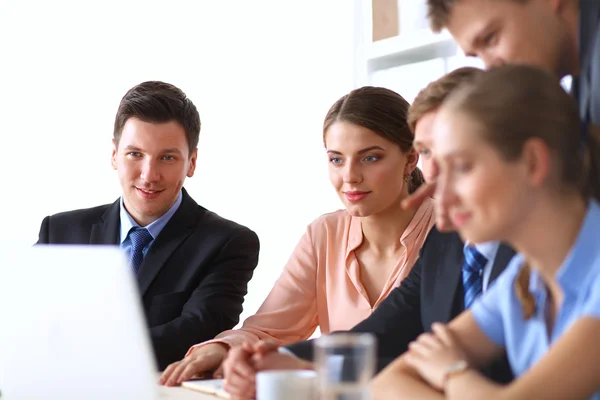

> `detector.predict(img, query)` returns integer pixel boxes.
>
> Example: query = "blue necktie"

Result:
[462,246,488,308]
[128,227,153,276]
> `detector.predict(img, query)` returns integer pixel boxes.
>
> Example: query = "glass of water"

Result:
[314,333,376,400]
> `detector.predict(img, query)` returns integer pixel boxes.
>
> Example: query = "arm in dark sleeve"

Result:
[285,255,424,372]
[149,228,260,370]
[36,216,51,244]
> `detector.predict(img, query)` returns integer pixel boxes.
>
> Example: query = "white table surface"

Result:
[159,383,218,400]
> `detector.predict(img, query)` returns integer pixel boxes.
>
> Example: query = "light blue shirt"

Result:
[119,191,183,259]
[472,200,600,399]
[472,241,500,292]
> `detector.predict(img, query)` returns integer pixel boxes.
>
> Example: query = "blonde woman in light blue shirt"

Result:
[372,65,600,400]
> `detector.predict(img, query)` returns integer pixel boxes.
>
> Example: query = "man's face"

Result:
[413,110,438,183]
[111,118,197,226]
[447,0,571,77]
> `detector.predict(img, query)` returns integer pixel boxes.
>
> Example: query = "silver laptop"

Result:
[0,245,159,400]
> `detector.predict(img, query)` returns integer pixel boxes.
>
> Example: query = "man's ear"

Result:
[111,139,118,170]
[187,148,198,178]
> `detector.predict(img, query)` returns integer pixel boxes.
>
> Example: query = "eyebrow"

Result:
[123,145,183,155]
[471,19,499,51]
[326,145,385,155]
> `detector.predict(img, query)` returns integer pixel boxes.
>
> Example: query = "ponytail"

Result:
[514,262,536,320]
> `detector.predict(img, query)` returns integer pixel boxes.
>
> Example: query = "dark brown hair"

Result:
[113,81,201,156]
[426,0,529,32]
[323,86,424,194]
[445,64,600,318]
[408,67,483,133]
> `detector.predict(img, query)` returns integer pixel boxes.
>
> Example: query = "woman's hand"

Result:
[159,343,228,386]
[223,340,315,400]
[404,323,468,391]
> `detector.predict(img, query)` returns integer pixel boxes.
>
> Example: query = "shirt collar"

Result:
[119,190,183,243]
[529,200,600,295]
[555,200,600,293]
[469,241,500,263]
[346,197,435,258]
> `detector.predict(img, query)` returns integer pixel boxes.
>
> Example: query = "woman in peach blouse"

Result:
[160,86,436,386]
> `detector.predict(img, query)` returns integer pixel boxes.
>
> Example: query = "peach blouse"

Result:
[186,197,435,355]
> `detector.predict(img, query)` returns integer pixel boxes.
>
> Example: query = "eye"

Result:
[483,31,497,47]
[127,152,142,158]
[329,157,343,165]
[162,155,176,161]
[363,155,379,162]
[419,149,431,157]
[453,162,473,174]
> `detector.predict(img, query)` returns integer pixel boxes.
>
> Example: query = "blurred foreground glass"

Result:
[314,333,376,400]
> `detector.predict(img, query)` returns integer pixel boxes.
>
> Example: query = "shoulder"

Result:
[185,195,258,243]
[196,207,258,239]
[43,203,112,227]
[421,225,463,251]
[304,209,351,238]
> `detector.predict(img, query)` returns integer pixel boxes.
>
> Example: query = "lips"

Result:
[136,187,163,199]
[344,191,371,202]
[451,212,471,228]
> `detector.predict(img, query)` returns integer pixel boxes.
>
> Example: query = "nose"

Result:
[482,53,505,69]
[342,160,362,184]
[140,158,160,183]
[434,171,457,211]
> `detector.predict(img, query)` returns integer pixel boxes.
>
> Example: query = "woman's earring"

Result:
[403,174,413,182]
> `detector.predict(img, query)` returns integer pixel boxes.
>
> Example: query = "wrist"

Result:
[442,360,469,391]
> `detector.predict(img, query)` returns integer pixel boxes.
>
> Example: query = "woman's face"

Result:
[432,109,533,244]
[325,121,418,217]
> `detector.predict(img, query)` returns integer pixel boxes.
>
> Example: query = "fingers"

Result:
[176,359,208,384]
[254,339,279,354]
[213,364,224,379]
[401,182,436,210]
[223,347,257,400]
[431,323,455,347]
[162,359,190,386]
[223,365,256,400]
[408,333,442,356]
[224,347,255,377]
[159,360,181,385]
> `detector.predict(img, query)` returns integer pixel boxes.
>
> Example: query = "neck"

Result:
[509,193,587,284]
[359,195,420,256]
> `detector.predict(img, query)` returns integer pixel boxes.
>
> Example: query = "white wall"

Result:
[0,0,356,322]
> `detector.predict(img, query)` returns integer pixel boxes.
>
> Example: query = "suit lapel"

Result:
[137,189,204,296]
[488,244,516,284]
[434,233,465,323]
[90,199,120,245]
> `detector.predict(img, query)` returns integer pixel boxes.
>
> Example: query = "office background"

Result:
[0,0,480,324]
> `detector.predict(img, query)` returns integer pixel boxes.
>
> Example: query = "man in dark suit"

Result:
[37,81,260,370]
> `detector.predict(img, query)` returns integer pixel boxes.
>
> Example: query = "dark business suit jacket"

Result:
[286,226,515,383]
[36,188,260,370]
[574,0,600,125]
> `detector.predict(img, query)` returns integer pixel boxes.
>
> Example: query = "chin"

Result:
[344,204,374,218]
[458,227,501,245]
